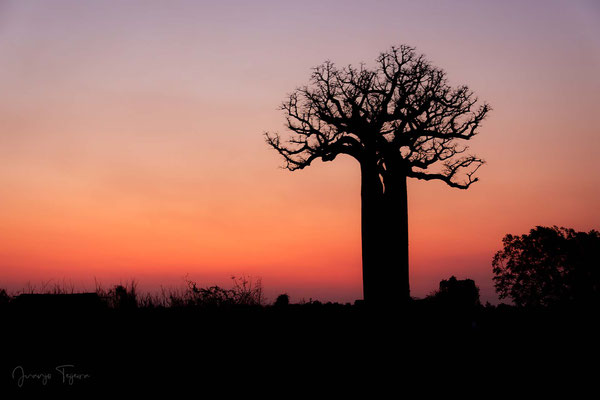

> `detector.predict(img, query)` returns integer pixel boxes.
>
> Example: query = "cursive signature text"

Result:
[11,364,91,387]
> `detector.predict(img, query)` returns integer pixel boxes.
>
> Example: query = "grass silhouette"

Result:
[1,274,598,391]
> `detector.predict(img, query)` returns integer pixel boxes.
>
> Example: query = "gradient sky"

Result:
[1,0,599,303]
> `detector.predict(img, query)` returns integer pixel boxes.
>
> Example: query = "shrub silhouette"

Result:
[183,275,263,308]
[274,294,290,307]
[112,284,138,309]
[0,288,10,307]
[428,276,481,309]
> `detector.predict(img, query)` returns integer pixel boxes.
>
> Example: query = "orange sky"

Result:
[1,1,599,303]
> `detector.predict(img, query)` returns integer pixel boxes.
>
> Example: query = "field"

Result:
[1,281,597,392]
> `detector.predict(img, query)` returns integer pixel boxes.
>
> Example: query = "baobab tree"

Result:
[266,45,490,307]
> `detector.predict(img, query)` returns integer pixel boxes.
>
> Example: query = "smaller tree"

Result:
[492,226,600,308]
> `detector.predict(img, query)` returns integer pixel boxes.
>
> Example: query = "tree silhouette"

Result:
[266,45,490,306]
[493,226,600,308]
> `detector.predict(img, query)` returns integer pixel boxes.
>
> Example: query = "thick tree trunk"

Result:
[360,162,410,308]
[382,171,410,303]
[360,161,384,305]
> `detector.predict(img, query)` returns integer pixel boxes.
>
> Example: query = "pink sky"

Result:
[1,0,599,303]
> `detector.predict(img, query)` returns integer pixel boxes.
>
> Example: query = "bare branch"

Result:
[267,44,489,188]
[407,156,485,189]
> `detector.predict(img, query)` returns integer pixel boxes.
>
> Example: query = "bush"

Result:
[428,276,481,309]
[274,294,290,307]
[0,288,10,306]
[182,275,263,308]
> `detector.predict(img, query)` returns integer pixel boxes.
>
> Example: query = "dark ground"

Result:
[2,299,599,395]
[4,229,598,395]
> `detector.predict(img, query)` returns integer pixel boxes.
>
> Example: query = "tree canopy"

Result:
[266,44,490,189]
[492,226,600,308]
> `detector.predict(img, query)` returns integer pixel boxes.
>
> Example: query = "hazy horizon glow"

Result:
[1,0,599,303]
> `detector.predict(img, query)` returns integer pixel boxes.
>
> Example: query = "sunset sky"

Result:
[1,0,599,304]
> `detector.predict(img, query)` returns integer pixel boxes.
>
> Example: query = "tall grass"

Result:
[0,275,264,309]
